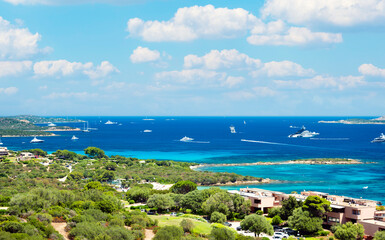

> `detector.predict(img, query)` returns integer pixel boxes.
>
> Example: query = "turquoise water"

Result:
[3,116,385,203]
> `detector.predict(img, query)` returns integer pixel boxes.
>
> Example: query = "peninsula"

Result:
[319,116,385,124]
[191,158,365,170]
[0,116,82,137]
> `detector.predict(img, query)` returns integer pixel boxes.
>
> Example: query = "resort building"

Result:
[229,188,288,213]
[18,152,35,161]
[0,147,9,157]
[290,191,383,237]
[230,188,384,237]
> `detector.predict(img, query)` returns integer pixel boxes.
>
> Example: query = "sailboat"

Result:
[82,121,90,132]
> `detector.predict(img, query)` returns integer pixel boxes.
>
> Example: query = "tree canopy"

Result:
[240,214,273,237]
[334,222,364,240]
[303,195,331,217]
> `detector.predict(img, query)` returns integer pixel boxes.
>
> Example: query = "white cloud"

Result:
[0,61,32,77]
[261,0,385,27]
[84,61,119,79]
[184,49,261,70]
[275,75,365,90]
[252,60,315,77]
[225,86,276,100]
[253,86,277,97]
[0,16,48,59]
[33,60,118,78]
[0,86,18,95]
[247,21,342,46]
[223,76,244,88]
[130,46,161,63]
[358,64,385,78]
[43,91,98,99]
[126,5,260,42]
[155,69,226,83]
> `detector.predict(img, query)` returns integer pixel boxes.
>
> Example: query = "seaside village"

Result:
[1,146,385,240]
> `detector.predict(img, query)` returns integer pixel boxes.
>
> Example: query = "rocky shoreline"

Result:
[191,158,365,170]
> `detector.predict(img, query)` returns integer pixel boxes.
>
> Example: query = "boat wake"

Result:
[241,139,290,146]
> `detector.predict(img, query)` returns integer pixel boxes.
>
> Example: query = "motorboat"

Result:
[47,122,56,127]
[0,136,3,145]
[30,137,44,143]
[371,133,385,143]
[288,126,319,138]
[230,126,236,134]
[180,136,194,142]
[363,186,368,189]
[143,130,152,133]
[105,120,117,125]
[71,135,79,140]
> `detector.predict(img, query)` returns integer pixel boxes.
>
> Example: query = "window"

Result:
[254,199,261,204]
[352,210,361,215]
[328,217,340,223]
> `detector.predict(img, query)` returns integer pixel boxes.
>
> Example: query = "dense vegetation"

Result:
[0,116,79,136]
[9,115,83,124]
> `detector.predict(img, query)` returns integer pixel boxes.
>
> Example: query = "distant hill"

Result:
[0,116,82,136]
[319,116,385,125]
[8,115,84,124]
[0,118,53,136]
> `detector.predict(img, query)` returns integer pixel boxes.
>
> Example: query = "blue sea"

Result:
[3,117,385,203]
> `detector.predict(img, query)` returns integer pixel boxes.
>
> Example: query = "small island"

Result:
[192,158,366,170]
[319,116,385,124]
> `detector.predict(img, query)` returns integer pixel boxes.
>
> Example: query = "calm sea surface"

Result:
[3,117,385,202]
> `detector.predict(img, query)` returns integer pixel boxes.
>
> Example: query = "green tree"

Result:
[203,191,234,217]
[147,194,175,211]
[84,181,103,191]
[170,180,197,194]
[303,195,331,217]
[105,162,117,171]
[26,149,47,157]
[180,218,194,233]
[210,227,236,240]
[268,207,281,218]
[210,211,227,224]
[280,196,302,220]
[240,214,274,237]
[334,222,365,240]
[271,215,282,225]
[127,187,150,203]
[288,208,322,235]
[154,226,184,240]
[54,150,77,160]
[100,171,115,182]
[84,147,106,159]
[374,231,385,240]
[67,171,83,181]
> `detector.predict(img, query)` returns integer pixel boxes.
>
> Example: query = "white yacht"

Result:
[371,133,385,143]
[288,126,319,138]
[71,135,79,140]
[0,136,3,145]
[30,137,44,143]
[105,120,117,125]
[47,122,56,127]
[230,126,236,134]
[180,136,194,142]
[143,130,152,133]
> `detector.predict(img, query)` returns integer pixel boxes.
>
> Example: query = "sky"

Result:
[1,0,385,116]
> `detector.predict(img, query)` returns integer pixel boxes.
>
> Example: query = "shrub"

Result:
[318,230,329,236]
[211,212,227,224]
[271,215,282,225]
[154,226,184,240]
[180,219,194,233]
[210,227,236,240]
[1,221,24,233]
[256,210,263,215]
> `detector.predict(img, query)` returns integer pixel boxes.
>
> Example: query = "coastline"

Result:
[43,127,81,132]
[2,133,57,137]
[319,120,385,125]
[191,158,365,170]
